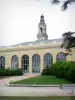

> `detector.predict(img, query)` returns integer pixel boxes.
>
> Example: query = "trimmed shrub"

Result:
[10,69,18,76]
[41,66,54,75]
[66,62,75,82]
[52,61,66,78]
[14,68,23,76]
[64,61,71,79]
[4,68,11,76]
[0,68,5,76]
[41,61,75,83]
[0,68,23,76]
[55,63,64,78]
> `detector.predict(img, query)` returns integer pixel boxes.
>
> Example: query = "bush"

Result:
[66,62,75,82]
[4,68,11,76]
[0,68,5,76]
[13,68,23,76]
[11,69,18,76]
[41,66,54,75]
[52,61,66,78]
[0,68,23,76]
[41,61,75,83]
[64,61,71,79]
[55,63,64,78]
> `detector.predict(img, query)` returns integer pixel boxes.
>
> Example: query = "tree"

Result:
[37,0,75,51]
[61,31,75,52]
[51,0,75,52]
[37,0,75,10]
[51,0,75,10]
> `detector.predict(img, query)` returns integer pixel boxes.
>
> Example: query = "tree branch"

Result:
[51,0,75,10]
[51,0,60,4]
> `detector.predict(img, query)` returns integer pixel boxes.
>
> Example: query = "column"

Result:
[18,55,22,68]
[40,55,44,73]
[29,55,32,73]
[5,55,12,69]
[53,53,56,63]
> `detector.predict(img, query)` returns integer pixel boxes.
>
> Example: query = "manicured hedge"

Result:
[0,68,23,76]
[66,62,75,82]
[41,61,75,83]
[41,66,54,75]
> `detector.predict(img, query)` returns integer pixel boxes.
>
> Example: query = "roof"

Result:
[0,38,62,49]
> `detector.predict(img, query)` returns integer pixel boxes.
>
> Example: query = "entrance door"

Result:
[44,53,53,68]
[32,54,40,73]
[22,55,29,73]
[0,56,5,69]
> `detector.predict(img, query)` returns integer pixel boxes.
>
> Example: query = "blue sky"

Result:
[0,0,75,46]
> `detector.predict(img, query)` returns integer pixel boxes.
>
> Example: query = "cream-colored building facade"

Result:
[0,15,75,73]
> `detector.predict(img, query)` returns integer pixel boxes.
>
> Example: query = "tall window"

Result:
[56,52,66,61]
[32,54,40,73]
[0,56,5,69]
[21,55,29,73]
[44,53,53,68]
[11,55,18,69]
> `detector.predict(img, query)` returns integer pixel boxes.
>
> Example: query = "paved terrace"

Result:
[0,73,75,96]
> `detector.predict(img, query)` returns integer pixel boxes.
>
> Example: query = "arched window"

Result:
[32,54,40,73]
[0,56,5,69]
[44,53,53,68]
[56,52,66,61]
[21,55,29,73]
[11,55,18,69]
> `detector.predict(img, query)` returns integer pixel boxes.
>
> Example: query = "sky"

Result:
[0,0,75,46]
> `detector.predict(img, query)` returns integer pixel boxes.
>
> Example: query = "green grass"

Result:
[11,75,73,84]
[0,96,75,100]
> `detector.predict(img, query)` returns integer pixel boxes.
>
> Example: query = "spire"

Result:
[40,14,44,21]
[40,14,45,24]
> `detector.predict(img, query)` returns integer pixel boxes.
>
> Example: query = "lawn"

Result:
[11,75,73,84]
[0,96,75,100]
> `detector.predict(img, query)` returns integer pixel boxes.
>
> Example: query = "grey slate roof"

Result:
[0,38,62,48]
[18,38,62,46]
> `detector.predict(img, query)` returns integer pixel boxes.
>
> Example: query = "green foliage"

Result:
[0,96,75,100]
[53,61,66,78]
[64,61,72,79]
[16,68,23,75]
[41,61,75,83]
[4,68,11,76]
[0,68,23,76]
[0,68,5,76]
[53,61,75,83]
[41,66,54,75]
[61,31,75,52]
[66,62,75,82]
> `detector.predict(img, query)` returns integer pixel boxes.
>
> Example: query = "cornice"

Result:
[0,43,62,52]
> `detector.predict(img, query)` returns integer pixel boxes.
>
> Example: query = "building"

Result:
[0,15,75,73]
